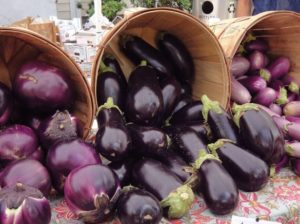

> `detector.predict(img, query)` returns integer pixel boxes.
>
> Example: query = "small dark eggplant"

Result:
[169,101,203,125]
[232,103,285,164]
[132,158,194,219]
[126,63,163,126]
[194,151,238,215]
[239,75,267,94]
[201,95,241,144]
[180,83,192,96]
[160,76,181,119]
[208,140,269,192]
[259,57,290,82]
[157,32,194,84]
[127,123,169,158]
[108,159,134,187]
[121,35,173,78]
[117,188,162,224]
[171,94,193,115]
[103,53,127,85]
[231,77,251,104]
[97,61,127,111]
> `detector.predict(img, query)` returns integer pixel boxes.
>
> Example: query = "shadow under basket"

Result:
[91,7,231,111]
[0,27,95,139]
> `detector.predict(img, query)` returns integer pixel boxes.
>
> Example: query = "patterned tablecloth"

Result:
[50,168,300,224]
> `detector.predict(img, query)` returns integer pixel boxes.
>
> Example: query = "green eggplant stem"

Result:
[96,97,123,116]
[232,103,259,128]
[201,95,223,122]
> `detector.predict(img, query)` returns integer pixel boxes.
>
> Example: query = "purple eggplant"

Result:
[157,32,194,84]
[253,87,277,106]
[176,121,210,140]
[121,35,173,78]
[194,151,238,215]
[103,54,127,86]
[273,116,300,141]
[258,104,281,117]
[249,50,266,71]
[275,87,288,106]
[208,140,269,192]
[201,95,241,144]
[239,75,267,94]
[231,77,252,104]
[245,38,269,52]
[160,76,181,119]
[0,82,13,126]
[169,101,203,125]
[232,103,284,164]
[283,101,300,116]
[269,103,282,115]
[127,123,169,158]
[97,61,127,111]
[285,141,300,158]
[286,115,300,123]
[287,92,296,103]
[132,158,194,219]
[108,159,134,187]
[269,79,284,91]
[230,56,250,77]
[281,75,299,94]
[180,83,192,96]
[291,158,300,176]
[126,63,163,126]
[171,94,193,115]
[117,188,162,224]
[259,57,290,82]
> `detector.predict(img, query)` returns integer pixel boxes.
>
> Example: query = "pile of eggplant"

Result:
[230,33,300,176]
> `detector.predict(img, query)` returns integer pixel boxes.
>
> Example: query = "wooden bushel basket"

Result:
[209,11,300,82]
[0,27,95,139]
[91,8,231,110]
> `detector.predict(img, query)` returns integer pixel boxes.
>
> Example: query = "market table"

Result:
[49,168,300,224]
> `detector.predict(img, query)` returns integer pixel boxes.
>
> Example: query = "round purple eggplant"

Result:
[239,75,267,94]
[97,61,127,111]
[253,87,277,107]
[0,82,13,126]
[230,56,250,77]
[160,76,181,119]
[132,158,194,219]
[126,63,163,126]
[103,53,127,86]
[169,101,203,125]
[156,32,194,84]
[121,35,173,78]
[259,57,290,82]
[232,103,284,164]
[201,95,241,144]
[108,159,134,187]
[127,123,169,158]
[117,188,162,224]
[231,77,251,104]
[208,140,269,192]
[171,94,193,115]
[245,38,269,52]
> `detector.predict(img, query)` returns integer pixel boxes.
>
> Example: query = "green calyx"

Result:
[237,45,246,55]
[232,103,259,128]
[193,150,221,170]
[208,139,234,157]
[276,87,288,106]
[288,81,299,95]
[99,61,114,73]
[160,185,195,219]
[201,95,223,122]
[139,60,148,67]
[96,97,123,116]
[243,33,256,44]
[284,144,294,156]
[269,165,276,177]
[259,69,271,82]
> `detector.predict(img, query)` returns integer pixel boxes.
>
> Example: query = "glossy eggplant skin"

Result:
[180,83,192,96]
[197,160,238,215]
[207,108,241,145]
[132,158,182,201]
[238,109,284,164]
[215,142,269,192]
[171,94,193,115]
[126,65,163,126]
[157,32,194,84]
[117,189,162,224]
[177,121,210,140]
[169,101,204,125]
[96,107,124,128]
[160,76,181,119]
[121,35,173,78]
[128,65,159,88]
[168,126,208,164]
[127,123,168,158]
[108,159,134,187]
[103,54,127,86]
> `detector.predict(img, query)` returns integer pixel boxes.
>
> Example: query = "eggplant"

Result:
[208,140,269,192]
[126,63,163,126]
[97,61,127,111]
[132,158,194,219]
[232,103,284,164]
[285,141,300,158]
[102,53,127,86]
[171,94,193,115]
[288,92,296,103]
[272,116,300,141]
[281,75,299,94]
[286,115,300,123]
[194,151,238,215]
[117,188,162,224]
[239,75,267,94]
[0,82,13,126]
[275,87,288,106]
[291,158,300,176]
[169,101,203,125]
[176,121,210,140]
[245,38,269,52]
[269,103,282,115]
[201,95,241,144]
[283,101,300,116]
[258,104,281,117]
[260,57,290,82]
[180,83,192,96]
[231,77,251,104]
[248,50,266,71]
[157,32,194,84]
[230,56,250,77]
[108,159,134,187]
[269,79,284,91]
[253,87,277,106]
[121,35,173,78]
[127,123,169,158]
[160,76,181,119]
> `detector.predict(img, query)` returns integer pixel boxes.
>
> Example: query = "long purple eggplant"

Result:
[260,57,290,82]
[239,75,266,94]
[121,35,173,78]
[253,87,277,107]
[283,101,300,116]
[232,103,284,164]
[245,38,269,52]
[272,116,300,141]
[249,50,266,71]
[231,77,251,104]
[175,121,210,140]
[157,32,194,84]
[201,95,241,144]
[132,158,194,219]
[286,115,300,123]
[208,139,269,192]
[171,94,193,115]
[169,101,203,125]
[103,54,127,86]
[230,56,250,77]
[269,103,282,116]
[194,151,238,215]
